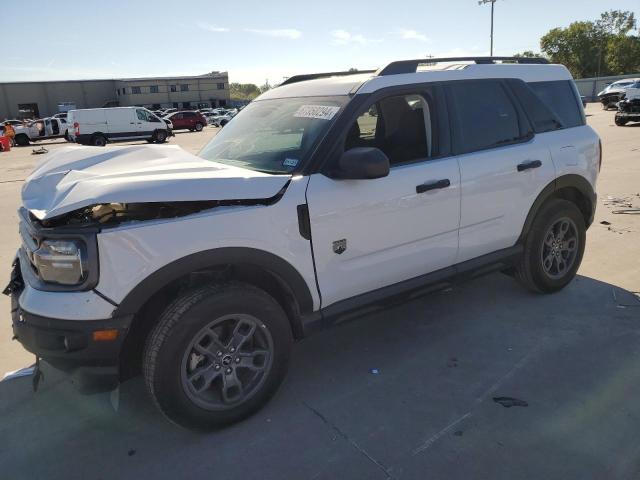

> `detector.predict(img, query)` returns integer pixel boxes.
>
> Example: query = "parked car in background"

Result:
[68,107,172,146]
[614,81,640,126]
[0,119,24,135]
[598,78,640,109]
[163,111,207,131]
[13,117,69,146]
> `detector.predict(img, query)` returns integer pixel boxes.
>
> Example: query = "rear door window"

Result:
[446,80,523,154]
[528,81,584,128]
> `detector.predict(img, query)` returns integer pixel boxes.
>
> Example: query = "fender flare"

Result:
[518,174,596,243]
[112,247,315,318]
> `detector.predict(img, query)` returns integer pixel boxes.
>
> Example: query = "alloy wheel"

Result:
[180,314,273,410]
[540,217,579,279]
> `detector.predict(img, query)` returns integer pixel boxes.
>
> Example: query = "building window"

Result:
[170,85,177,92]
[182,102,191,109]
[131,86,142,94]
[173,102,179,109]
[180,84,189,92]
[217,83,225,90]
[150,85,159,93]
[219,99,227,107]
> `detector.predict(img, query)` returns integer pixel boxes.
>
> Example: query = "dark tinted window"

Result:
[507,79,563,133]
[528,81,583,128]
[150,85,159,93]
[448,80,521,153]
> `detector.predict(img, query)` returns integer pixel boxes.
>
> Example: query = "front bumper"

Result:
[6,260,132,391]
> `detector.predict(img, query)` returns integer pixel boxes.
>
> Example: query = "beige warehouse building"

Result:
[0,71,230,120]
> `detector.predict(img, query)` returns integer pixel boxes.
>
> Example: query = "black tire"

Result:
[143,282,292,430]
[154,130,167,143]
[220,119,228,127]
[194,122,203,132]
[615,116,628,126]
[15,134,29,146]
[91,134,107,147]
[515,199,586,294]
[64,130,69,141]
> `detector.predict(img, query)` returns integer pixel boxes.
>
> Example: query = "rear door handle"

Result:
[517,160,542,172]
[416,179,450,194]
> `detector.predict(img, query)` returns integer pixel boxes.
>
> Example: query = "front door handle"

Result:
[416,179,450,194]
[517,160,542,172]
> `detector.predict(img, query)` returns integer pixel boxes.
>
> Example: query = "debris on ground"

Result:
[127,449,136,457]
[31,147,48,155]
[600,220,611,225]
[453,430,464,437]
[370,368,379,374]
[493,397,528,408]
[612,209,640,215]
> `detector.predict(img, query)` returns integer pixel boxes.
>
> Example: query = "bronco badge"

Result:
[332,239,347,254]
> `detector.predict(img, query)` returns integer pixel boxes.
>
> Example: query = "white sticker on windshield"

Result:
[293,105,340,121]
[283,158,299,167]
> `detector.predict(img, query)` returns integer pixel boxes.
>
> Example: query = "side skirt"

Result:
[300,245,523,336]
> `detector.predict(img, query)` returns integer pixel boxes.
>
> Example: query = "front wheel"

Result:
[154,130,167,143]
[194,122,203,132]
[143,282,292,430]
[515,199,586,293]
[91,134,107,147]
[615,116,628,126]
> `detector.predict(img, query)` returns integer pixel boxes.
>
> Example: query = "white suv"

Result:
[6,57,600,429]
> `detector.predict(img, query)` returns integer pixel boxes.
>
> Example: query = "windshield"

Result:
[198,96,348,174]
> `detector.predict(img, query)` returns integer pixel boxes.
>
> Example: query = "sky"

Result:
[2,0,639,85]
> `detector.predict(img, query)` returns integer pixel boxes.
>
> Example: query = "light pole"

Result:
[478,0,497,56]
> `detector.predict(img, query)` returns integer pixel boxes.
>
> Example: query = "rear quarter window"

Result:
[528,81,584,128]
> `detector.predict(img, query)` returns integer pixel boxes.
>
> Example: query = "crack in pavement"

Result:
[304,402,396,480]
[412,345,541,455]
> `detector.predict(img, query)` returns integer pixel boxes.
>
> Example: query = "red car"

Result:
[164,111,207,132]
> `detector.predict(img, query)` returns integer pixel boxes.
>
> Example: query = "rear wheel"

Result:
[143,282,292,430]
[15,134,29,146]
[91,134,107,147]
[220,119,228,127]
[194,122,203,132]
[515,199,586,293]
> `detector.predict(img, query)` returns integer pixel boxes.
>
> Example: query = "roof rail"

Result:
[280,70,377,86]
[377,56,549,76]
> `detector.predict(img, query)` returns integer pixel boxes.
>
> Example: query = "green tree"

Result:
[513,50,545,58]
[229,83,262,101]
[540,10,640,78]
[606,35,640,75]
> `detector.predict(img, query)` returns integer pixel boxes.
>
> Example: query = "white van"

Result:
[67,107,173,146]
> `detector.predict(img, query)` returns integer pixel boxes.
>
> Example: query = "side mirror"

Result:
[330,147,390,180]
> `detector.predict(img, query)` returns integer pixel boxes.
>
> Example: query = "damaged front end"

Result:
[35,182,290,229]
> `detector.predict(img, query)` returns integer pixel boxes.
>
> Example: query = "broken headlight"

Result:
[32,239,87,286]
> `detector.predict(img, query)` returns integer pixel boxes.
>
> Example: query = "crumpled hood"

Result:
[22,145,291,220]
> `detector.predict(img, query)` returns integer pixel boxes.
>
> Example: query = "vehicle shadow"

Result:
[1,273,639,480]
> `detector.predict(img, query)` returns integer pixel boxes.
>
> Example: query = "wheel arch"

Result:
[116,248,315,377]
[518,174,596,244]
